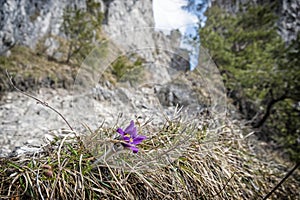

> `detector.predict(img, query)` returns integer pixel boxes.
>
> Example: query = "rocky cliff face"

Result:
[101,0,192,83]
[1,0,298,56]
[0,0,82,55]
[0,0,187,78]
[278,0,300,43]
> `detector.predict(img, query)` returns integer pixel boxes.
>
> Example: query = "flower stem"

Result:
[92,143,124,166]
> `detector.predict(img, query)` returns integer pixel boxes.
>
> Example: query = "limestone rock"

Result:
[0,0,86,55]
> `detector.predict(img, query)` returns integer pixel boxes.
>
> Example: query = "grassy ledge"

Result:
[0,119,299,199]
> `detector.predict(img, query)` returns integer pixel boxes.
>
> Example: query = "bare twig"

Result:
[263,161,300,200]
[6,70,74,132]
[213,171,236,198]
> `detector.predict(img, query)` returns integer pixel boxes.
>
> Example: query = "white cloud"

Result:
[153,0,198,35]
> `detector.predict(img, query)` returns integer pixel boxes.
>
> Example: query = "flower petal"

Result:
[123,136,131,142]
[131,127,137,138]
[132,135,147,145]
[130,146,139,153]
[117,128,125,136]
[122,143,131,148]
[124,120,135,134]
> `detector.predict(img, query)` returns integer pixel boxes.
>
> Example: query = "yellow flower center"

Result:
[125,134,133,143]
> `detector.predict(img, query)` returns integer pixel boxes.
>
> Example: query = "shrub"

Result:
[60,0,104,64]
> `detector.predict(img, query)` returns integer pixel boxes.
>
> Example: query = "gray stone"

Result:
[156,81,200,107]
[0,0,86,54]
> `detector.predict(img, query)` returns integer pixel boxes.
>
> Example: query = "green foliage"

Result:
[111,54,145,85]
[200,4,300,161]
[61,0,104,64]
[201,5,283,99]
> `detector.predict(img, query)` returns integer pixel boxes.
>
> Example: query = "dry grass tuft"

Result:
[0,45,77,95]
[0,118,299,200]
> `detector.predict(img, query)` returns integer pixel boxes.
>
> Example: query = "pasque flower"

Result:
[117,120,147,153]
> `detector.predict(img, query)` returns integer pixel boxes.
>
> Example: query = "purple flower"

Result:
[117,120,147,153]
